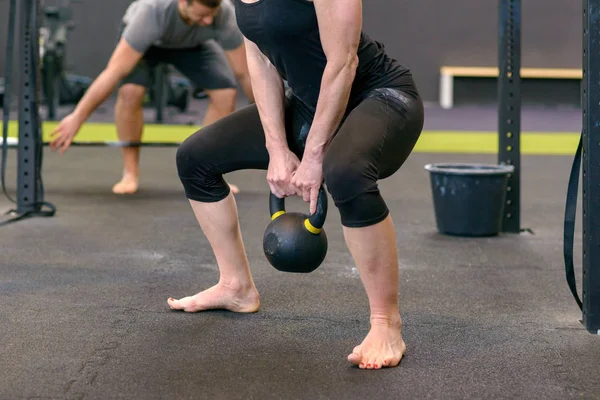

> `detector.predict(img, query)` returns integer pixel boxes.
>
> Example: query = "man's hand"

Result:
[49,113,84,154]
[291,158,324,215]
[47,38,143,155]
[267,149,301,198]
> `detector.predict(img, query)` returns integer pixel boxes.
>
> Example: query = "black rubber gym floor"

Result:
[0,96,595,398]
[1,120,599,399]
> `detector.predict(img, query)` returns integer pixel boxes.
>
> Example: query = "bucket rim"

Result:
[424,162,515,175]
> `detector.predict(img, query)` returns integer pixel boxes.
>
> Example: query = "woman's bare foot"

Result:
[112,173,139,195]
[347,317,406,370]
[228,183,240,195]
[167,282,260,313]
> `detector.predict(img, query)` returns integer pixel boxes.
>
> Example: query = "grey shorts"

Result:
[122,40,237,90]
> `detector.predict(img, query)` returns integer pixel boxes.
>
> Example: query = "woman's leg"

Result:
[323,89,424,369]
[168,104,270,313]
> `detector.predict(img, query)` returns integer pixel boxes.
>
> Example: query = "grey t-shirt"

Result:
[121,0,243,53]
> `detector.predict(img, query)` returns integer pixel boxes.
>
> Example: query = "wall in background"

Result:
[0,0,581,103]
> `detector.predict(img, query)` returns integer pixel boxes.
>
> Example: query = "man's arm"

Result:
[70,38,143,124]
[302,0,361,163]
[244,38,287,153]
[225,42,255,103]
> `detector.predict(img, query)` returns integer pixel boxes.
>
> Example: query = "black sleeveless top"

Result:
[233,0,418,114]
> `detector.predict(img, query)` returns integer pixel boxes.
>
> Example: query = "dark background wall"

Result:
[0,0,581,103]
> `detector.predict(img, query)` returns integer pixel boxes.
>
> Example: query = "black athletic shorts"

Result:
[121,40,237,90]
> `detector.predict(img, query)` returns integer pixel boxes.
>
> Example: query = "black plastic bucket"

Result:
[424,163,515,237]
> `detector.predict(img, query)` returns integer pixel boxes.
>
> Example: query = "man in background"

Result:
[50,0,254,194]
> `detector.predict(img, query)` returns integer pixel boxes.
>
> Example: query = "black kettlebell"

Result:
[263,187,328,273]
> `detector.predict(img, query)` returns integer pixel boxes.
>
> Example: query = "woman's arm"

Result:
[291,0,362,212]
[244,38,288,153]
[303,0,362,163]
[245,38,301,198]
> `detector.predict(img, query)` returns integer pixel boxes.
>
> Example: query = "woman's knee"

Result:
[323,159,389,228]
[176,131,203,178]
[176,127,229,202]
[323,159,366,202]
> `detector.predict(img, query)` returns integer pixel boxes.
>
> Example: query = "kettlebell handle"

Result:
[269,186,328,233]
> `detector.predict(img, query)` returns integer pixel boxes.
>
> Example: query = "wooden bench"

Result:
[439,66,582,109]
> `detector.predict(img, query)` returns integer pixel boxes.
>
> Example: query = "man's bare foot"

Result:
[112,173,139,195]
[347,317,406,370]
[167,282,260,313]
[228,183,240,195]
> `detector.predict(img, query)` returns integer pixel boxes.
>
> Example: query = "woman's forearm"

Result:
[244,39,288,154]
[304,57,358,162]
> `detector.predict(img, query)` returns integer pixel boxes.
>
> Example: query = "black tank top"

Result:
[233,0,418,114]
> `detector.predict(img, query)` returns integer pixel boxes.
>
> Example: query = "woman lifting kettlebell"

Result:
[169,0,424,370]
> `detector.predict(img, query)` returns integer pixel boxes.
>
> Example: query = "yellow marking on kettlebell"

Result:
[271,211,286,221]
[304,219,322,234]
